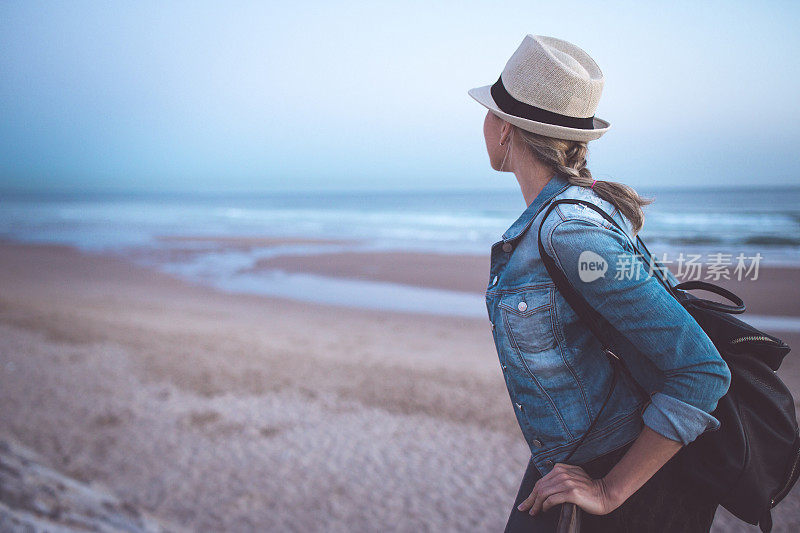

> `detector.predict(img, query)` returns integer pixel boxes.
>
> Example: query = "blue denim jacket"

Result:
[485,173,731,475]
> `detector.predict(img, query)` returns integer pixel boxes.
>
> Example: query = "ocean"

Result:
[2,186,799,320]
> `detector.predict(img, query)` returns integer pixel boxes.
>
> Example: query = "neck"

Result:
[510,148,555,207]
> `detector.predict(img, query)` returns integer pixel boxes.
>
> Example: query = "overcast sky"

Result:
[1,0,798,193]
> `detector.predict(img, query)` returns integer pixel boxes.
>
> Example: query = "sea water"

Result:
[1,186,799,323]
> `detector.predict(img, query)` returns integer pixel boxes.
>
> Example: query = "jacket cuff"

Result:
[641,392,721,446]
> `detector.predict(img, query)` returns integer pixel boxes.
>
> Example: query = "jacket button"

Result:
[518,301,527,312]
[502,242,513,253]
[501,363,507,370]
[544,459,554,468]
[532,439,543,448]
[491,275,498,286]
[490,321,495,331]
[515,402,523,411]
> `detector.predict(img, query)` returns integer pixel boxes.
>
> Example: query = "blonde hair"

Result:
[511,126,653,235]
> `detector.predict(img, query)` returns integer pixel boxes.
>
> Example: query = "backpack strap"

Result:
[538,198,677,298]
[759,509,773,533]
[536,198,654,458]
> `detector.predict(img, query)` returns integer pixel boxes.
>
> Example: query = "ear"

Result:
[499,122,513,145]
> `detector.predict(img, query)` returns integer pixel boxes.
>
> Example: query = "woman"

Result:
[468,35,732,532]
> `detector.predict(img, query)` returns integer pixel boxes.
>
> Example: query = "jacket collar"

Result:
[502,172,572,242]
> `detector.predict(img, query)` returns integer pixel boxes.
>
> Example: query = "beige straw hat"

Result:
[468,34,611,142]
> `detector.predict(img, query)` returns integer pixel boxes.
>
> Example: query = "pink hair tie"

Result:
[590,179,597,189]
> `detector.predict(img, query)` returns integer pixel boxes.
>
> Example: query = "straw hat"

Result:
[468,35,611,142]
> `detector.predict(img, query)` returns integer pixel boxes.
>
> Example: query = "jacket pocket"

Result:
[498,286,557,354]
[499,285,585,440]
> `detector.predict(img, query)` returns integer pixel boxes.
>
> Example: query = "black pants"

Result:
[504,439,719,533]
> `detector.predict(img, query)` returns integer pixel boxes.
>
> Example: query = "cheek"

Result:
[484,113,497,143]
[484,114,502,168]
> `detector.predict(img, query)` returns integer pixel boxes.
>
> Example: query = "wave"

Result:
[743,236,800,246]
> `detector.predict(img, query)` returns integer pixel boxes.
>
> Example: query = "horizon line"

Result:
[2,183,800,197]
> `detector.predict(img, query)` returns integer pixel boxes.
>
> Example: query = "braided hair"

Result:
[512,126,654,235]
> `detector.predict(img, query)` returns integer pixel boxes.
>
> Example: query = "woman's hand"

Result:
[517,427,686,518]
[516,462,620,516]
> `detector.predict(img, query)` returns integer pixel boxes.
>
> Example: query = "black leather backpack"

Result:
[537,198,799,533]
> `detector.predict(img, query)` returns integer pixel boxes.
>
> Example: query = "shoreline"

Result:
[3,235,799,320]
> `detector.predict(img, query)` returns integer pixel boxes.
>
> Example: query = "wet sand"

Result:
[248,251,490,294]
[253,249,800,316]
[1,239,798,531]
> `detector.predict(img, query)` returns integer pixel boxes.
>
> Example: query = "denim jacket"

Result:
[485,173,731,476]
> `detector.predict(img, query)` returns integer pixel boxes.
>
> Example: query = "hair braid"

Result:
[512,126,653,234]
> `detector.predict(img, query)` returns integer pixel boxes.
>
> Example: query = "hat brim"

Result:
[468,84,611,142]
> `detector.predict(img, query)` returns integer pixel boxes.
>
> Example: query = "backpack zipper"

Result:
[729,335,781,346]
[771,445,800,507]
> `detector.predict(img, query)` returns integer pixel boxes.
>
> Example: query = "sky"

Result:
[1,0,799,193]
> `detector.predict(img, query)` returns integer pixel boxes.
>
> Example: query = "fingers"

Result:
[529,482,575,515]
[516,488,537,512]
[517,474,554,512]
[516,478,551,512]
[541,490,572,513]
[522,464,590,516]
[552,462,585,475]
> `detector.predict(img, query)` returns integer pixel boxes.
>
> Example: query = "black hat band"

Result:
[490,75,595,130]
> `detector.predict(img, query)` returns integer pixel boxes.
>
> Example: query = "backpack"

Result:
[537,198,799,533]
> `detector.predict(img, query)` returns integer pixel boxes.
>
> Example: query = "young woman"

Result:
[468,35,731,532]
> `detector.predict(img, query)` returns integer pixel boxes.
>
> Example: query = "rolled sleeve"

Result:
[642,392,721,445]
[545,215,731,445]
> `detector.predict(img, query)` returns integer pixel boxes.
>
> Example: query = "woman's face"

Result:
[483,110,511,171]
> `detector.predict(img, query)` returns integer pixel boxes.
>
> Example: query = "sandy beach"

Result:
[2,238,799,531]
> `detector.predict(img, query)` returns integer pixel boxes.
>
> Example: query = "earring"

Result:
[499,138,511,171]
